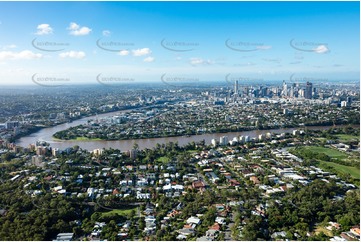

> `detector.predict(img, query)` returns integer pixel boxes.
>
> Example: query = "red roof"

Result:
[209,223,221,231]
[229,179,240,186]
[192,181,205,189]
[112,188,120,195]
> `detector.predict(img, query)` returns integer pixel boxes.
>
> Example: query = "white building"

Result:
[93,149,104,156]
[341,101,349,107]
[219,136,229,146]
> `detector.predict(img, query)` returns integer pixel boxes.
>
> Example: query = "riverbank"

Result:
[16,120,360,152]
[53,137,103,141]
[51,122,359,142]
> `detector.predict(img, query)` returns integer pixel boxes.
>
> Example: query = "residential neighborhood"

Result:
[0,124,359,240]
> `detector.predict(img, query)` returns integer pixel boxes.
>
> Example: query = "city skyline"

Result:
[0,1,359,85]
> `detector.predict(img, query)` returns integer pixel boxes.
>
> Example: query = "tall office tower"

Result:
[294,86,299,98]
[282,80,288,96]
[347,96,352,105]
[299,89,305,98]
[289,86,294,98]
[244,87,249,97]
[234,80,239,94]
[261,87,268,97]
[305,82,313,99]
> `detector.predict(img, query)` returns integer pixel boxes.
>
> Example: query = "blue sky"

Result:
[0,1,359,85]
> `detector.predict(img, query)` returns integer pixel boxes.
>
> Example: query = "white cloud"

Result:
[68,22,79,30]
[189,57,213,66]
[143,56,155,62]
[102,30,111,36]
[59,51,86,59]
[1,44,16,50]
[313,45,329,54]
[36,23,53,35]
[132,48,151,56]
[118,50,130,56]
[0,50,42,61]
[68,22,92,36]
[190,58,204,65]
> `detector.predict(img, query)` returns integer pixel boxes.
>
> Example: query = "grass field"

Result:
[335,134,360,142]
[187,150,199,153]
[101,207,138,217]
[298,146,360,181]
[318,160,360,179]
[303,146,347,159]
[315,226,333,237]
[156,156,170,163]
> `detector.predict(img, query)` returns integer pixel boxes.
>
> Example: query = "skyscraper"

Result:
[282,80,288,96]
[234,80,239,94]
[305,82,313,99]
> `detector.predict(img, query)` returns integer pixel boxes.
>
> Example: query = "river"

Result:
[16,111,356,151]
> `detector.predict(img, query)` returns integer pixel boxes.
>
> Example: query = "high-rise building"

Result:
[341,101,349,107]
[93,148,104,157]
[305,82,313,99]
[299,89,305,98]
[244,136,250,142]
[258,134,265,141]
[32,155,44,167]
[129,149,138,159]
[282,81,288,96]
[347,96,352,105]
[5,121,19,130]
[36,146,47,156]
[234,80,239,94]
[239,136,245,144]
[261,87,268,97]
[52,148,60,157]
[289,86,294,98]
[219,136,229,146]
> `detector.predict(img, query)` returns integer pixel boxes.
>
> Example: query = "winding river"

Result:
[16,110,356,151]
